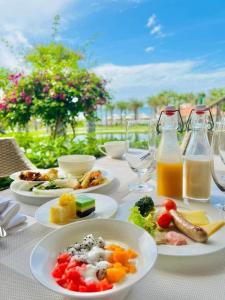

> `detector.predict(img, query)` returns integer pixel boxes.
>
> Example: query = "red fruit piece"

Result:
[57,252,71,264]
[52,265,64,278]
[66,268,81,283]
[58,262,69,272]
[67,260,79,269]
[100,279,113,291]
[67,280,79,291]
[86,281,100,292]
[79,285,88,292]
[157,211,173,229]
[56,277,67,288]
[163,199,177,211]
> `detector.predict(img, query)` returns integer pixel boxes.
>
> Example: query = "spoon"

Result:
[0,226,7,238]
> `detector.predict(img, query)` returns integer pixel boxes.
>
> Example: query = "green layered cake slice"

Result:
[76,195,96,218]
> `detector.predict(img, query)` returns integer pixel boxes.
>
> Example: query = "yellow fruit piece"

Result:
[201,220,225,236]
[128,264,137,273]
[179,210,209,226]
[127,248,138,259]
[106,267,126,283]
[50,193,76,224]
[59,193,75,206]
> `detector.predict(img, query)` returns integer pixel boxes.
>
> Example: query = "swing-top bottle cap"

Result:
[195,104,207,115]
[165,104,176,116]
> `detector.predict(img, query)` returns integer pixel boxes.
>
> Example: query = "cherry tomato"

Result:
[157,211,173,228]
[163,199,177,211]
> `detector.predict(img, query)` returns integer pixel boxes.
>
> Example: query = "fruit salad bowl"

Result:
[30,219,157,300]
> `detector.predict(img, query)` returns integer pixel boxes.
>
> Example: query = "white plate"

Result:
[35,193,118,229]
[30,219,157,300]
[115,198,225,257]
[10,168,114,206]
[10,169,60,182]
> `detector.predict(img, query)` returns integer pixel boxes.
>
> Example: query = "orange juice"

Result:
[157,161,183,198]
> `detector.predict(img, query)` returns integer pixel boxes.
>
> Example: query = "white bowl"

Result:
[58,155,96,177]
[30,219,157,300]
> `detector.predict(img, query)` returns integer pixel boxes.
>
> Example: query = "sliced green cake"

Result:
[76,195,96,218]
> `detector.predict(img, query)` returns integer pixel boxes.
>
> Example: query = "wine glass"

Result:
[125,119,156,192]
[211,121,225,216]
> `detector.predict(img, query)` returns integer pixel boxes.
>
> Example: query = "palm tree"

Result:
[128,99,144,120]
[116,101,128,124]
[105,102,115,125]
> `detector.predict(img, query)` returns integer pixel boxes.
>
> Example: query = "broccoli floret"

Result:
[135,196,154,217]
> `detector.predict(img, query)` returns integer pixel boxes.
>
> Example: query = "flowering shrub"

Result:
[0,73,34,127]
[0,69,110,136]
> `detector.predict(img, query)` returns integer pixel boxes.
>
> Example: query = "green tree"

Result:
[147,90,196,112]
[128,99,143,120]
[0,68,9,89]
[25,43,82,73]
[105,102,115,125]
[208,88,225,104]
[116,101,128,124]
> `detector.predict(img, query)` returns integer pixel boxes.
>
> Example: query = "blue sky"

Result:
[1,0,225,101]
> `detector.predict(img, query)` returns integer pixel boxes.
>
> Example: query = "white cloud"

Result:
[93,61,225,100]
[0,0,74,70]
[146,13,165,37]
[150,25,162,36]
[147,14,156,28]
[145,46,154,53]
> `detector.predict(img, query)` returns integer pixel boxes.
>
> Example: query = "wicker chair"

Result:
[0,138,35,177]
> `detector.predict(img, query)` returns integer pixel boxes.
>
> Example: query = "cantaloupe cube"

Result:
[106,267,126,283]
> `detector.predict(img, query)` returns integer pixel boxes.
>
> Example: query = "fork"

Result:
[0,225,7,238]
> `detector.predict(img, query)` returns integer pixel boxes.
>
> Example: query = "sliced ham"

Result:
[165,231,188,246]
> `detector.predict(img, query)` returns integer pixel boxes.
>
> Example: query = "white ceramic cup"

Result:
[98,141,127,159]
[58,155,96,177]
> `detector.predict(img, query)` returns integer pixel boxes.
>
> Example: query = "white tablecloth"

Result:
[1,157,225,300]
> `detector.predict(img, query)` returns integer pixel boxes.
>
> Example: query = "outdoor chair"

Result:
[0,137,35,177]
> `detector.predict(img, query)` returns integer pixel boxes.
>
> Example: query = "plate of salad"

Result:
[115,196,225,256]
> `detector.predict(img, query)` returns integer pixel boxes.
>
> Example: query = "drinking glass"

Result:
[125,119,156,192]
[211,121,225,216]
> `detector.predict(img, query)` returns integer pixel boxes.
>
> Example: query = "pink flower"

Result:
[10,98,17,103]
[20,91,26,98]
[8,73,22,86]
[0,103,6,110]
[25,96,32,105]
[43,85,50,93]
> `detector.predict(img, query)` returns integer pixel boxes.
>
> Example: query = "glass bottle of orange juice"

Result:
[156,105,183,198]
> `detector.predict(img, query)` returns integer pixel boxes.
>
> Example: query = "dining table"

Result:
[0,156,225,300]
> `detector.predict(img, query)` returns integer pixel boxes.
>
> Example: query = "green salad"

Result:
[128,196,157,236]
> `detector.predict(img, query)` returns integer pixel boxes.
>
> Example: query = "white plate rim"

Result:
[115,198,225,257]
[35,192,118,229]
[10,168,114,199]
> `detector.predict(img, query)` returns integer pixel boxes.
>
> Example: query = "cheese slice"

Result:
[179,210,209,226]
[201,220,225,236]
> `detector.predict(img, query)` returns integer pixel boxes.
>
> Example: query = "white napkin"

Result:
[0,199,27,230]
[0,197,10,213]
[5,212,27,229]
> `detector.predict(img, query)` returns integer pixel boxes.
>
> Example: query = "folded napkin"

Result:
[0,197,10,213]
[0,199,27,230]
[5,212,27,230]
